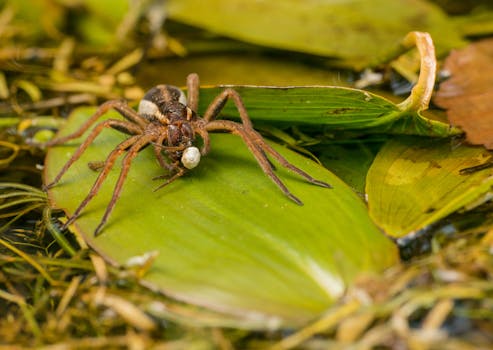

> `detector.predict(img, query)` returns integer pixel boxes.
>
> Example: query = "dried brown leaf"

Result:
[434,38,493,149]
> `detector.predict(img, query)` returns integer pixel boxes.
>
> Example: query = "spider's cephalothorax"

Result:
[137,85,200,169]
[45,73,331,236]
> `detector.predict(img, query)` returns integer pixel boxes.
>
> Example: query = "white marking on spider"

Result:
[138,99,158,115]
[138,99,169,123]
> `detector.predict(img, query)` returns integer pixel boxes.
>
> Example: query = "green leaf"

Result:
[74,0,131,46]
[45,107,398,329]
[196,85,460,137]
[319,141,382,194]
[366,137,493,238]
[8,0,65,41]
[136,53,351,87]
[166,0,464,69]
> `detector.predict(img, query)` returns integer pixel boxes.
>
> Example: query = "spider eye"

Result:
[181,147,201,169]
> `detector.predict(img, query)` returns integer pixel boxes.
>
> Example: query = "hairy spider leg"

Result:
[153,132,178,171]
[202,88,254,130]
[44,100,148,147]
[186,73,200,112]
[94,134,156,235]
[201,86,330,202]
[45,119,142,189]
[62,135,141,230]
[185,73,211,155]
[204,120,301,204]
[152,167,186,193]
[149,134,189,191]
[200,87,281,167]
[206,120,330,205]
[194,127,211,155]
[150,141,187,192]
[249,132,332,189]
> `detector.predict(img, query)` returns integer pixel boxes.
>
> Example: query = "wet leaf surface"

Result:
[366,137,493,238]
[434,38,493,149]
[44,107,398,328]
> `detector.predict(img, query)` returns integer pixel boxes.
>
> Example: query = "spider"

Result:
[45,73,331,236]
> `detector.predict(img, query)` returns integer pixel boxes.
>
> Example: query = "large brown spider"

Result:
[45,73,331,236]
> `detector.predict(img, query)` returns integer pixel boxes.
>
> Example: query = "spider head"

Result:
[167,121,195,148]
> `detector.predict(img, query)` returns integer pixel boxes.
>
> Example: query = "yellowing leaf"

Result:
[366,137,493,238]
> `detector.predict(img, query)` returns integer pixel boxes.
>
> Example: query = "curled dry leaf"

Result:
[434,38,493,149]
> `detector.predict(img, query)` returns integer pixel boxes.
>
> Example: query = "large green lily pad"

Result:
[45,107,398,329]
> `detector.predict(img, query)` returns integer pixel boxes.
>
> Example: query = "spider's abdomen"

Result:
[138,85,188,123]
[143,85,187,108]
